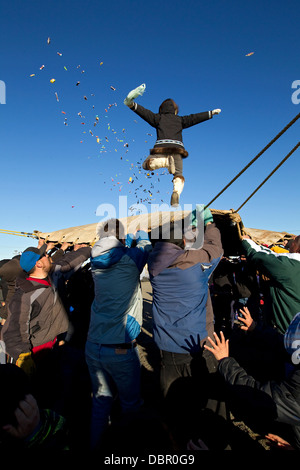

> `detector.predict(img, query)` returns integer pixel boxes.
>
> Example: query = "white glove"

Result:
[124,83,146,107]
[212,108,221,115]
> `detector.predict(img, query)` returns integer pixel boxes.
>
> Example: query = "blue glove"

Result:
[125,233,135,247]
[135,230,149,243]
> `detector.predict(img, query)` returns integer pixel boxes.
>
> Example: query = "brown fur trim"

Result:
[172,175,185,182]
[150,147,189,158]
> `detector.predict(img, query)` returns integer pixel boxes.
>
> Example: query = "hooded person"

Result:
[146,207,232,449]
[124,84,221,206]
[1,242,91,373]
[85,219,152,449]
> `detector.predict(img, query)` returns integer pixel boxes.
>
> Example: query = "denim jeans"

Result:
[85,340,142,449]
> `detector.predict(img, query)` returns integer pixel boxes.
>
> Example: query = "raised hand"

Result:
[204,331,229,360]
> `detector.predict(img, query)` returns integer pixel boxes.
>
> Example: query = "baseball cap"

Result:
[20,244,48,273]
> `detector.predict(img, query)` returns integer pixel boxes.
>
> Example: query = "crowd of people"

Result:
[0,209,299,453]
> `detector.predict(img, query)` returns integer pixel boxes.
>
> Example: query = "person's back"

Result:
[149,217,223,354]
[85,219,152,449]
[88,226,152,344]
[147,209,231,449]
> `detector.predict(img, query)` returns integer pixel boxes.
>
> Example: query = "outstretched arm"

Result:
[181,109,221,128]
[129,102,159,128]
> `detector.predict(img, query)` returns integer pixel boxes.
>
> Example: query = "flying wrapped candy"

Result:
[40,65,45,70]
[50,78,56,83]
[245,52,254,56]
[100,61,103,66]
[30,74,35,77]
[55,92,59,101]
[47,37,51,44]
[57,52,62,56]
[110,86,116,91]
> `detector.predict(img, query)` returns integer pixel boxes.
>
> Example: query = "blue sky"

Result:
[1,0,300,259]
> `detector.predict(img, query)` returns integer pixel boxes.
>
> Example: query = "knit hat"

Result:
[20,244,47,273]
[284,312,300,362]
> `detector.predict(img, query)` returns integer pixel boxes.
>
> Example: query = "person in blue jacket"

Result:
[85,218,152,450]
[147,207,230,449]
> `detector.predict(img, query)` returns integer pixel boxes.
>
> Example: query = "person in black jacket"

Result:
[204,307,300,450]
[0,256,23,325]
[124,87,221,206]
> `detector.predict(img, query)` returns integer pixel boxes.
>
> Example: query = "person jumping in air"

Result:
[124,84,221,206]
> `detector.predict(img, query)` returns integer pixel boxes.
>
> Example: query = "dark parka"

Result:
[131,100,212,156]
[148,223,223,353]
[218,325,300,449]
